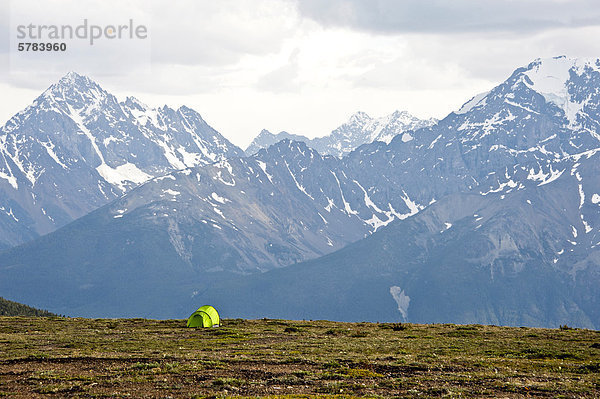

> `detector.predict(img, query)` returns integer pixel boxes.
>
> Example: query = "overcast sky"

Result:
[2,0,600,147]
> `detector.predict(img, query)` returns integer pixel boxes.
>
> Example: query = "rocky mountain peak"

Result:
[346,111,372,125]
[123,96,148,111]
[43,72,108,105]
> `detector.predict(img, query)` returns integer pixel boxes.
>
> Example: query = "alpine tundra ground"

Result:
[0,317,599,398]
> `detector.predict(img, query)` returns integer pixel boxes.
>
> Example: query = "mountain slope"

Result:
[193,166,600,328]
[246,111,437,157]
[0,72,243,249]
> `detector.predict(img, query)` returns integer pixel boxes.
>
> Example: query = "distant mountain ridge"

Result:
[245,110,437,157]
[245,130,311,156]
[0,72,242,249]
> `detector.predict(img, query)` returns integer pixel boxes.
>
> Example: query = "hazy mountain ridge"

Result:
[245,130,312,156]
[245,110,437,157]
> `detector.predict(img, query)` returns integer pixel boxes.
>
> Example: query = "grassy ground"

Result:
[0,317,599,398]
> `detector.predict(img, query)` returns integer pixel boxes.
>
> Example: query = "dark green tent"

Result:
[187,305,220,328]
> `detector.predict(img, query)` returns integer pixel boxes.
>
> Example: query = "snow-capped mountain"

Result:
[319,110,438,150]
[3,56,600,327]
[0,72,243,249]
[245,130,311,156]
[337,56,600,222]
[245,110,437,157]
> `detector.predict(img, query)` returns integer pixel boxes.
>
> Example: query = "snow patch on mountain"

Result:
[456,91,489,114]
[527,165,565,186]
[331,171,357,216]
[523,56,597,126]
[285,161,314,200]
[256,160,273,183]
[211,192,229,204]
[97,163,151,191]
[390,286,410,322]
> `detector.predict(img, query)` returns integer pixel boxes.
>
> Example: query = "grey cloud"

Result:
[2,0,299,85]
[148,0,299,67]
[296,0,600,34]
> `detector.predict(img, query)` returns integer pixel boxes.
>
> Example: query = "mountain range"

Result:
[245,110,437,157]
[0,73,419,250]
[1,56,600,328]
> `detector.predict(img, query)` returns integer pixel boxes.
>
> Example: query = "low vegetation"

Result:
[0,317,599,397]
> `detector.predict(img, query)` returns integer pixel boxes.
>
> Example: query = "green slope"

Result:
[0,297,56,316]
